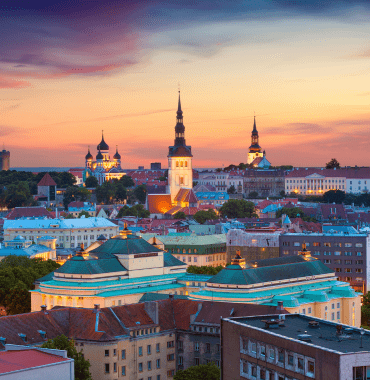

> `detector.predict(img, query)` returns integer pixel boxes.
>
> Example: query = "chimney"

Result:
[41,305,48,314]
[144,301,159,324]
[169,294,174,299]
[93,304,100,313]
[277,301,284,312]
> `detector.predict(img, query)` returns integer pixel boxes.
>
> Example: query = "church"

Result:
[247,116,271,168]
[147,92,201,217]
[83,132,126,185]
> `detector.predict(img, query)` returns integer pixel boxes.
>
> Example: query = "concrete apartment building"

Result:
[280,232,370,292]
[222,314,370,380]
[226,229,281,262]
[3,217,118,249]
[243,169,285,198]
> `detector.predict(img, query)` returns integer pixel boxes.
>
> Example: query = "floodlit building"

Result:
[3,217,118,249]
[189,250,361,327]
[222,313,370,380]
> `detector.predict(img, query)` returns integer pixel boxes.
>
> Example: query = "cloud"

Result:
[265,123,332,136]
[0,76,30,89]
[0,126,20,137]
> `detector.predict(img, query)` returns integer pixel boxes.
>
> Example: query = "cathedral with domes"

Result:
[83,132,126,185]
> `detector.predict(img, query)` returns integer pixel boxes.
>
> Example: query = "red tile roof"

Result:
[68,201,85,208]
[6,207,54,220]
[0,350,70,374]
[147,194,172,214]
[37,173,57,187]
[174,189,198,203]
[320,203,346,220]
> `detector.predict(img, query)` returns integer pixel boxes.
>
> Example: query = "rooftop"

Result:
[227,314,370,354]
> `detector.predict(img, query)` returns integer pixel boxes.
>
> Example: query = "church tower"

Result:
[247,116,264,165]
[167,92,193,202]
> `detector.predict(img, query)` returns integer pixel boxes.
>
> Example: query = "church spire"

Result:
[253,115,257,132]
[174,91,185,146]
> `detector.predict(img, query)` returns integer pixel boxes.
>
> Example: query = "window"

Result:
[178,340,183,350]
[334,259,341,264]
[345,243,352,247]
[356,243,363,247]
[167,354,175,361]
[298,357,304,370]
[307,360,315,375]
[105,350,109,357]
[156,343,160,353]
[178,356,183,366]
[167,341,174,348]
[113,349,117,356]
[121,366,126,376]
[324,242,331,247]
[324,259,331,264]
[337,311,340,319]
[334,242,342,247]
[148,361,152,370]
[251,342,257,353]
[278,350,284,364]
[139,346,143,356]
[260,345,266,358]
[147,345,151,355]
[113,363,117,373]
[356,260,363,265]
[167,370,175,377]
[156,359,160,369]
[335,268,342,272]
[356,268,363,273]
[308,307,312,314]
[195,358,200,366]
[344,251,352,256]
[138,363,143,372]
[337,302,340,308]
[288,354,294,366]
[206,343,210,353]
[334,251,341,256]
[345,268,352,273]
[269,348,275,360]
[345,260,352,264]
[357,252,363,256]
[294,242,300,246]
[251,365,257,377]
[331,312,335,320]
[313,242,320,247]
[105,363,110,373]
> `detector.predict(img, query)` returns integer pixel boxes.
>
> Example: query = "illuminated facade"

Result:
[84,132,126,185]
[167,92,193,202]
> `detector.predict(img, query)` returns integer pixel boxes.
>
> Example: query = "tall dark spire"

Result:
[174,91,185,146]
[249,115,261,153]
[253,115,257,132]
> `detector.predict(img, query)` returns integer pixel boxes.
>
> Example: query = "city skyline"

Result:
[1,1,370,168]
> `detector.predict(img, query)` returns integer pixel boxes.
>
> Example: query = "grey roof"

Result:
[208,256,333,286]
[229,314,370,354]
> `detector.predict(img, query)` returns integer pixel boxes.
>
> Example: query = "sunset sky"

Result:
[1,1,370,168]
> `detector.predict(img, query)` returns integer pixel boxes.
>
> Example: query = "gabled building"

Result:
[37,173,57,206]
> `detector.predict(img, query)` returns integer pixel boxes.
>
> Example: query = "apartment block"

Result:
[222,314,370,380]
[280,232,370,292]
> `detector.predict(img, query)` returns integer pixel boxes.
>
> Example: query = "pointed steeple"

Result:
[85,145,93,160]
[174,91,185,146]
[253,115,257,132]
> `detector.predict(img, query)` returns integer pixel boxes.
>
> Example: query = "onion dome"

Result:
[85,146,93,160]
[97,130,109,151]
[96,149,103,160]
[113,146,121,160]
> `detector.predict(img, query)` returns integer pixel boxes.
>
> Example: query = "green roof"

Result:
[163,252,187,267]
[208,259,333,286]
[56,254,126,275]
[91,235,161,255]
[139,293,188,302]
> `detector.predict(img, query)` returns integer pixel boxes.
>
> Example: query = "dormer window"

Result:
[18,333,27,343]
[38,330,47,339]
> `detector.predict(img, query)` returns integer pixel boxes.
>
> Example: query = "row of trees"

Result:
[187,265,225,275]
[276,206,318,223]
[0,256,60,315]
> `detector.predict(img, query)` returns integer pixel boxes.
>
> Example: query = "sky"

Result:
[1,0,370,169]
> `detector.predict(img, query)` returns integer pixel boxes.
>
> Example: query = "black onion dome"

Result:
[85,148,93,160]
[97,131,109,151]
[113,146,121,160]
[96,150,103,160]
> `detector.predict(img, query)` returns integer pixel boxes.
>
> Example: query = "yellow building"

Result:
[188,248,362,327]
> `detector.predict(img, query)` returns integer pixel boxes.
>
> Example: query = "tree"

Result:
[323,190,346,204]
[114,183,127,203]
[41,335,92,380]
[187,265,224,275]
[326,158,340,169]
[193,209,218,224]
[96,181,116,204]
[119,175,135,188]
[219,199,257,219]
[85,176,99,188]
[227,185,236,194]
[63,186,89,209]
[248,191,258,198]
[174,211,186,219]
[280,190,286,197]
[78,211,90,218]
[276,207,304,219]
[133,185,147,204]
[117,204,150,218]
[174,363,220,380]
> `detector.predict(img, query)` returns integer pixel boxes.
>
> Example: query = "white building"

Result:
[3,218,119,249]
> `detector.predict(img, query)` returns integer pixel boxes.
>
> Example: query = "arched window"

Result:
[185,161,188,167]
[180,161,183,167]
[176,161,179,167]
[183,249,186,253]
